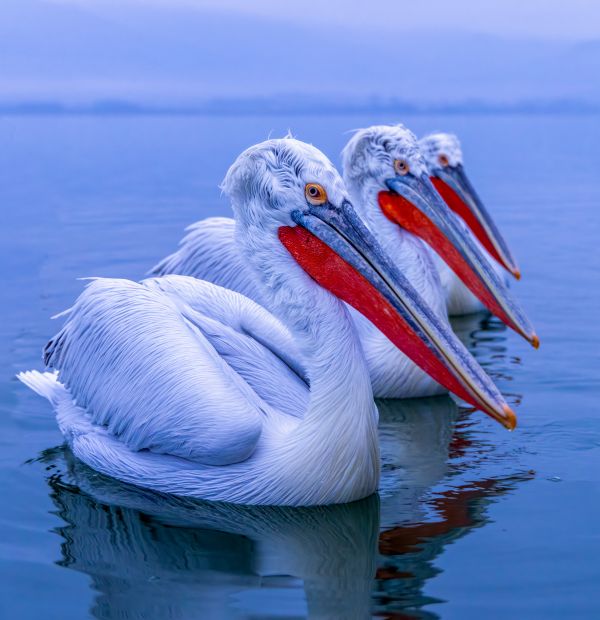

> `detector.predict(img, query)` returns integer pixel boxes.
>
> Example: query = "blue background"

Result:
[1,2,599,618]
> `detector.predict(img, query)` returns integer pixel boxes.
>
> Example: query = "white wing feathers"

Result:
[145,274,306,378]
[44,277,267,466]
[144,275,308,418]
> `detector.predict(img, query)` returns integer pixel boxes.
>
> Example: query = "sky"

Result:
[2,0,599,105]
[47,0,600,40]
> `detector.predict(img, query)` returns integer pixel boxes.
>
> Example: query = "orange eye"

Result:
[393,159,410,176]
[305,183,328,206]
[438,154,450,167]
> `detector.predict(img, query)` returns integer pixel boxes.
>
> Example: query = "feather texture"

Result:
[20,138,382,506]
[151,126,453,399]
[43,277,266,465]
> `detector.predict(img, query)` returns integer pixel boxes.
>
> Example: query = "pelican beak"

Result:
[432,165,521,279]
[380,174,538,348]
[279,200,517,429]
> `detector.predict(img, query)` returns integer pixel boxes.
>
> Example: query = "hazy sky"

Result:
[48,0,600,41]
[3,0,598,103]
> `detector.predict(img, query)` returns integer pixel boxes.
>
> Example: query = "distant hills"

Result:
[2,97,599,116]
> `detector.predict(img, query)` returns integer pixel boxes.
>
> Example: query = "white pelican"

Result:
[152,127,536,398]
[19,138,515,506]
[418,132,525,318]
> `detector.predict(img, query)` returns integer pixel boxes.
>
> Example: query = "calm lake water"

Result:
[1,112,599,619]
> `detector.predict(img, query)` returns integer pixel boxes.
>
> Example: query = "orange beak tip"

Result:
[502,405,517,431]
[531,334,540,349]
[513,269,522,280]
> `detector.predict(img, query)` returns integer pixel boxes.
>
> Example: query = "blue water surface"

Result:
[1,113,599,619]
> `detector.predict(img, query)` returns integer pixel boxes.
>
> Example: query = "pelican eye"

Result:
[305,183,328,206]
[393,159,410,176]
[438,153,450,167]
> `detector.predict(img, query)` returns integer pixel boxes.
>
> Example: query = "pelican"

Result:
[19,138,515,506]
[418,132,523,317]
[152,126,536,398]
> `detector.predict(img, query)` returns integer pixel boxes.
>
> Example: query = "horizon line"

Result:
[1,97,600,117]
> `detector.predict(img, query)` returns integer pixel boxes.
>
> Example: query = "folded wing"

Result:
[45,278,267,466]
[144,275,309,418]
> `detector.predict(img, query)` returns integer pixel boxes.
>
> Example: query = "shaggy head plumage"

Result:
[342,124,429,193]
[221,138,348,232]
[418,132,464,173]
[219,138,358,338]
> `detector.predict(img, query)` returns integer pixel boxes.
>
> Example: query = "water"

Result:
[1,113,599,619]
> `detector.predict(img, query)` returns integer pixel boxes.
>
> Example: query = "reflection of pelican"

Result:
[374,474,533,618]
[41,396,531,620]
[419,132,522,318]
[50,461,379,620]
[450,312,524,408]
[152,126,534,399]
[19,138,516,505]
[376,396,458,502]
[42,396,455,620]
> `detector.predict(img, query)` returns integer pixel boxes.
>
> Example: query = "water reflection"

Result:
[376,396,458,524]
[374,393,531,618]
[450,312,522,406]
[374,475,531,619]
[49,452,379,620]
[38,392,530,620]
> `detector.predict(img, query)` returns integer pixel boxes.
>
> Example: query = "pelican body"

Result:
[20,139,514,506]
[419,132,522,317]
[153,127,536,399]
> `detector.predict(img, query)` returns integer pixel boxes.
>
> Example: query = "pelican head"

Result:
[222,137,516,428]
[419,132,521,279]
[342,125,538,348]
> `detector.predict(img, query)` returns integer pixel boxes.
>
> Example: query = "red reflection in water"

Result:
[378,473,534,559]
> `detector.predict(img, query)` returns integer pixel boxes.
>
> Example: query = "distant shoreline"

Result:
[1,98,599,117]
